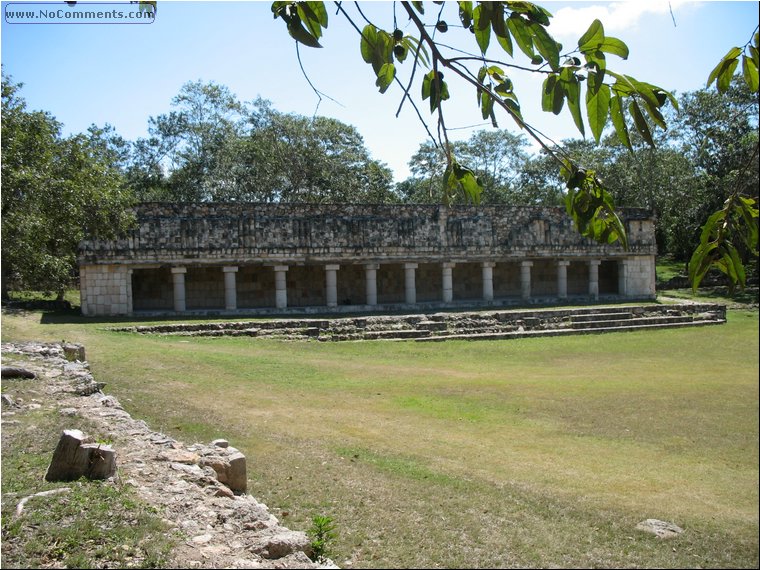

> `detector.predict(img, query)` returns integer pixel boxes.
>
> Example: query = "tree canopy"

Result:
[1,71,135,299]
[127,81,397,204]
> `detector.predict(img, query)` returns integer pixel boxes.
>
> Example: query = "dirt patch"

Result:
[1,341,337,569]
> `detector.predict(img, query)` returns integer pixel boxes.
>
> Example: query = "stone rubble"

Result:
[0,341,338,569]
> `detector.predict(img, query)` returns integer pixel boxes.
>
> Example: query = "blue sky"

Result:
[2,0,758,181]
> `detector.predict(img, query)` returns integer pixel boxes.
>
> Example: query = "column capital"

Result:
[442,262,456,269]
[364,263,380,271]
[404,262,418,270]
[520,260,534,268]
[325,264,340,271]
[482,261,496,269]
[273,265,289,272]
[588,259,602,267]
[171,266,187,274]
[222,266,239,273]
[557,260,571,267]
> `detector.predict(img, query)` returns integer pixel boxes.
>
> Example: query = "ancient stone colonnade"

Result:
[77,203,657,317]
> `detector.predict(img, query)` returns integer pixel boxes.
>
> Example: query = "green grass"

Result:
[655,255,686,284]
[1,303,757,568]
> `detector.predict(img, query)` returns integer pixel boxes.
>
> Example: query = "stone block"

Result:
[45,429,117,482]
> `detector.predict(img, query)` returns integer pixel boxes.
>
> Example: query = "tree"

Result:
[1,72,135,299]
[273,1,680,250]
[239,100,398,203]
[127,83,398,204]
[400,129,534,204]
[128,80,246,202]
[688,31,759,291]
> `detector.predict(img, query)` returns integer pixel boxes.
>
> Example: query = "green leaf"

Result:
[472,4,491,54]
[750,45,760,68]
[296,2,327,39]
[641,98,667,130]
[717,57,740,93]
[609,95,631,149]
[541,75,557,112]
[564,77,585,136]
[507,14,535,59]
[586,83,611,143]
[578,19,604,51]
[375,63,395,94]
[360,25,378,63]
[707,46,742,90]
[742,54,760,92]
[452,161,483,204]
[422,71,449,113]
[287,18,322,48]
[360,25,393,75]
[480,90,492,120]
[458,1,473,28]
[529,21,560,70]
[629,99,654,146]
[599,37,629,59]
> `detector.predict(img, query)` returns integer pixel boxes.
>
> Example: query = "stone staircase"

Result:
[115,303,727,342]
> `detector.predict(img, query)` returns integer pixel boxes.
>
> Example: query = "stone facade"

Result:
[78,203,657,317]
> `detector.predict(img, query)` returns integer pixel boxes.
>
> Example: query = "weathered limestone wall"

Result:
[621,256,656,297]
[80,265,132,316]
[79,203,656,265]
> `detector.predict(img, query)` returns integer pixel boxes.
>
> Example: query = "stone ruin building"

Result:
[77,203,657,317]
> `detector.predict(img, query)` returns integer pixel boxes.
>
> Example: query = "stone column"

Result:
[557,260,570,299]
[404,263,418,304]
[520,261,533,301]
[365,263,379,306]
[618,258,630,297]
[442,262,455,303]
[223,266,238,310]
[325,264,340,308]
[482,262,495,301]
[273,265,288,309]
[171,267,187,312]
[588,259,601,300]
[126,269,134,315]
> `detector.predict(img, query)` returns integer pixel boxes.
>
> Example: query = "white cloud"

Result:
[547,1,695,41]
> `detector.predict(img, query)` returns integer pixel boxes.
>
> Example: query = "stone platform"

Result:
[113,303,726,342]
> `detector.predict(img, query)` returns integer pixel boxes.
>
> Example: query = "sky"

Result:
[1,0,758,182]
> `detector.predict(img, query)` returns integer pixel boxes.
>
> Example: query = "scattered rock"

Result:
[635,519,684,539]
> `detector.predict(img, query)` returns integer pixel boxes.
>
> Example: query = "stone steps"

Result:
[113,303,727,342]
[417,318,727,342]
[570,315,694,330]
[570,312,632,322]
[362,329,432,340]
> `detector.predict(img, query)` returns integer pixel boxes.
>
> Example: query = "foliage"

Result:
[689,29,760,292]
[307,514,337,563]
[127,82,398,203]
[1,71,135,299]
[272,1,678,249]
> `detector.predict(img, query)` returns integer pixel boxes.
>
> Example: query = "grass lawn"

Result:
[1,303,758,568]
